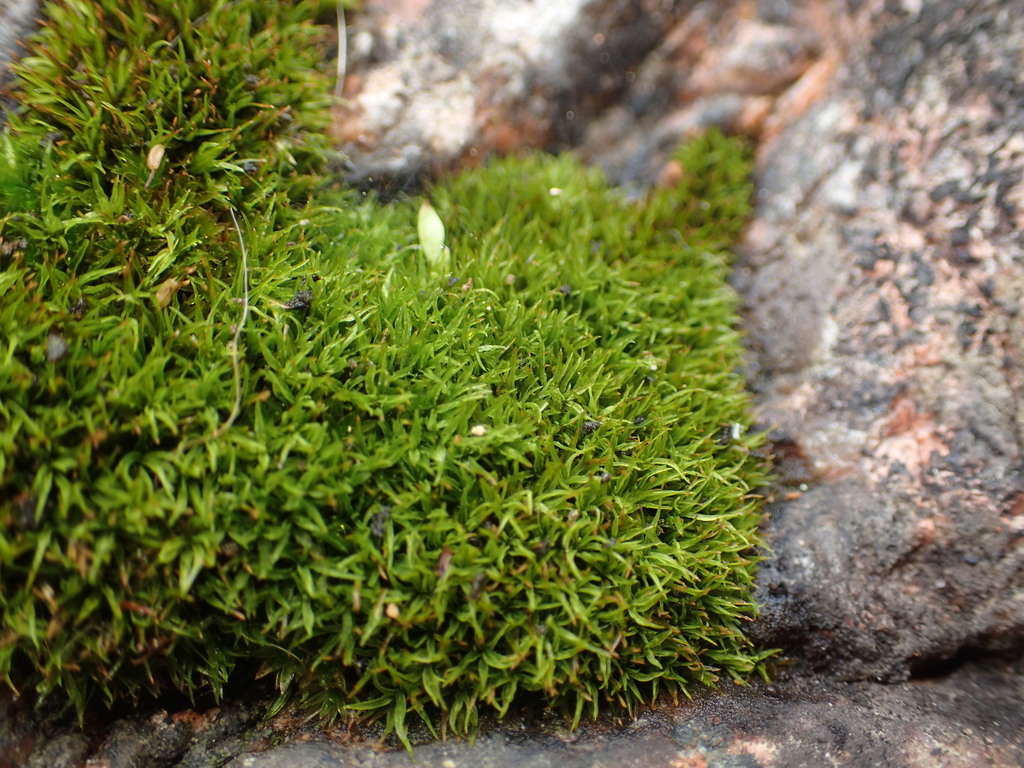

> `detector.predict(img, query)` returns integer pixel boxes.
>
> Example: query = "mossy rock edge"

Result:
[0,0,774,742]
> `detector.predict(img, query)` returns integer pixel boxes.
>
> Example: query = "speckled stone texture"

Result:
[1,0,1022,765]
[739,0,1024,683]
[334,0,838,190]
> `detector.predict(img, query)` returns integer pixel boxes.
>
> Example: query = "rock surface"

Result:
[739,0,1024,684]
[231,656,1024,767]
[334,0,838,191]
[0,0,36,110]
[0,0,34,65]
[3,657,1021,767]
[2,0,1023,765]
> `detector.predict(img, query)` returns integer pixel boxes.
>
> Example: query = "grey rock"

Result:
[85,712,192,768]
[337,0,830,191]
[227,658,1023,767]
[0,0,36,119]
[2,660,1020,766]
[740,0,1024,683]
[333,0,690,186]
[225,741,353,768]
[0,0,35,65]
[0,696,273,768]
[171,705,264,768]
[26,733,89,768]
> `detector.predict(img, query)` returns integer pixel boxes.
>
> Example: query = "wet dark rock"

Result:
[25,732,89,768]
[87,712,193,768]
[170,705,264,768]
[0,696,270,768]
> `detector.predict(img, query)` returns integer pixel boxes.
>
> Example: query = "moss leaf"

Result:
[417,199,447,271]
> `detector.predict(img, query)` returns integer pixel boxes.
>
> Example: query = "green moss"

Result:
[0,0,772,743]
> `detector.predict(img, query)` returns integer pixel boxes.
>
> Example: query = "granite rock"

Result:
[738,0,1024,683]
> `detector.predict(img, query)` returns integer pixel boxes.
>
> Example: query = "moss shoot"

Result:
[0,0,773,742]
